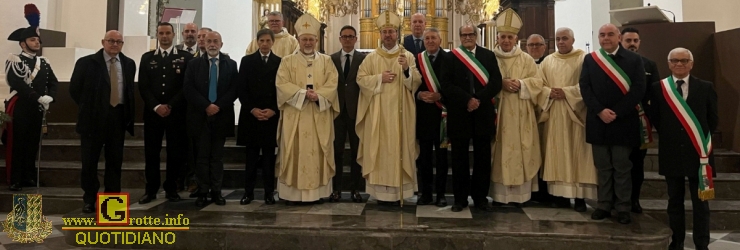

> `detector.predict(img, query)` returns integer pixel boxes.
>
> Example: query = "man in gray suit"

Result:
[175,23,198,55]
[328,25,366,203]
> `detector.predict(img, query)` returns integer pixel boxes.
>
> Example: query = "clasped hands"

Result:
[206,104,220,116]
[503,78,520,93]
[418,91,441,103]
[37,95,53,110]
[467,98,480,112]
[549,88,566,100]
[251,108,276,121]
[306,89,319,102]
[155,105,171,117]
[598,108,617,124]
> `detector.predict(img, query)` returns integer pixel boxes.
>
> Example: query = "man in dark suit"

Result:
[580,24,645,224]
[70,30,136,213]
[648,48,717,250]
[236,29,280,205]
[620,27,660,213]
[327,25,366,203]
[403,13,426,56]
[441,25,502,212]
[415,27,450,207]
[174,23,198,54]
[183,31,238,207]
[137,22,193,204]
[4,7,58,190]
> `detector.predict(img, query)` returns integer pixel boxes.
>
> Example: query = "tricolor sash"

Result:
[452,45,489,87]
[418,52,449,148]
[660,76,714,200]
[591,48,653,146]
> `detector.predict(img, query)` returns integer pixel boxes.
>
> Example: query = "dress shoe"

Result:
[573,199,587,212]
[591,209,611,220]
[631,201,643,213]
[211,193,226,206]
[240,195,254,205]
[491,201,506,206]
[435,196,448,207]
[82,203,95,213]
[328,191,341,202]
[451,202,467,212]
[138,194,157,204]
[285,200,296,206]
[195,196,208,207]
[551,197,571,208]
[378,200,400,206]
[475,202,494,212]
[668,242,684,250]
[617,212,631,224]
[265,196,276,205]
[166,192,181,202]
[9,183,22,191]
[416,195,433,205]
[351,190,363,203]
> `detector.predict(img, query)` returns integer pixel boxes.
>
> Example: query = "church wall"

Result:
[554,0,594,52]
[683,0,740,32]
[645,0,684,22]
[0,0,53,67]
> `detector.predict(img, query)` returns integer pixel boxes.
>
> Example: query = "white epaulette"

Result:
[6,53,22,63]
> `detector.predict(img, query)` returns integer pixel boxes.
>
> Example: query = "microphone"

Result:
[647,3,676,22]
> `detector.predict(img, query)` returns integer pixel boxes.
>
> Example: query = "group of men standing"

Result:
[3,6,717,250]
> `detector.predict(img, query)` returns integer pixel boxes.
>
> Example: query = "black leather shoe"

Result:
[451,204,464,212]
[195,196,208,207]
[475,202,494,212]
[631,201,643,213]
[551,197,571,208]
[417,195,433,205]
[82,203,95,213]
[435,196,448,207]
[351,191,363,203]
[138,194,156,204]
[591,209,611,220]
[265,196,276,205]
[9,183,22,191]
[668,242,685,250]
[211,193,226,206]
[166,192,181,202]
[329,191,341,202]
[617,212,631,224]
[574,199,587,212]
[240,195,253,205]
[491,201,506,206]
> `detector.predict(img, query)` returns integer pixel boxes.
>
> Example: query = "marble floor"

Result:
[0,191,726,249]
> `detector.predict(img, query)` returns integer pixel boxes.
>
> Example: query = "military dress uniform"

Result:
[4,5,58,190]
[137,47,193,203]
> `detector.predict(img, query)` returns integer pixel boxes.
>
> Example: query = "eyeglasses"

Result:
[669,59,691,65]
[340,35,356,40]
[527,43,545,47]
[381,30,397,35]
[105,39,124,45]
[267,20,282,23]
[460,33,476,38]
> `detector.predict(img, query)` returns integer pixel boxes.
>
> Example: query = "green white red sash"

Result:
[660,76,714,200]
[452,45,489,87]
[418,51,449,148]
[591,48,653,146]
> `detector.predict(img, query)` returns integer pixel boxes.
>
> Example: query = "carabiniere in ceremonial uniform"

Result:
[4,4,58,191]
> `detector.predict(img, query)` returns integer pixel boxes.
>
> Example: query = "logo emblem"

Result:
[96,193,130,226]
[2,194,53,243]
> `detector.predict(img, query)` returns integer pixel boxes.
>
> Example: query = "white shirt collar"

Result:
[260,51,271,57]
[156,46,176,56]
[673,74,690,83]
[468,46,476,55]
[103,52,120,62]
[341,49,355,57]
[412,35,423,41]
[21,51,36,59]
[208,54,219,61]
[606,46,619,56]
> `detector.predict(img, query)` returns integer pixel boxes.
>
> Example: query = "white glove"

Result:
[41,102,49,110]
[38,95,53,104]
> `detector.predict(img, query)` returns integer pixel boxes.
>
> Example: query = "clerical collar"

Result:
[156,46,175,56]
[21,51,36,59]
[381,44,400,53]
[535,56,545,64]
[260,51,271,58]
[342,49,354,56]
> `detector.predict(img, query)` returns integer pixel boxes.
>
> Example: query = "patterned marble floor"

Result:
[0,190,727,249]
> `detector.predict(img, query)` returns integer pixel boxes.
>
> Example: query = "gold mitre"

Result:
[375,11,401,30]
[295,13,321,37]
[495,8,523,35]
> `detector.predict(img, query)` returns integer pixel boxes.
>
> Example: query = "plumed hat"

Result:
[8,4,41,42]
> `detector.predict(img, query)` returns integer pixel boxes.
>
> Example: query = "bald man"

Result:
[176,23,199,54]
[403,13,427,56]
[580,23,646,224]
[70,30,137,213]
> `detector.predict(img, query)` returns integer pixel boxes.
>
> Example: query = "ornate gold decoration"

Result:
[445,0,500,23]
[2,194,53,243]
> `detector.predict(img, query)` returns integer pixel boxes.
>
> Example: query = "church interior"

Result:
[0,0,739,249]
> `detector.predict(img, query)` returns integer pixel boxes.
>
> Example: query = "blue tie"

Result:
[208,58,218,102]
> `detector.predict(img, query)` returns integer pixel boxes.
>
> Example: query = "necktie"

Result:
[109,58,119,106]
[429,55,435,63]
[343,54,351,80]
[209,58,218,102]
[163,51,168,58]
[415,39,422,51]
[187,47,193,54]
[262,55,268,64]
[608,54,616,59]
[676,79,685,97]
